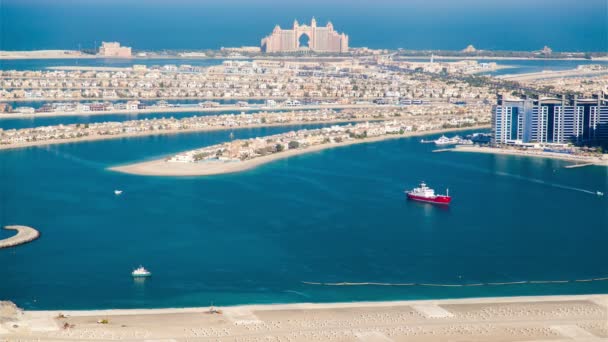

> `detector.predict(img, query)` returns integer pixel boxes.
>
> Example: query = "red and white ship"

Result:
[405,182,451,204]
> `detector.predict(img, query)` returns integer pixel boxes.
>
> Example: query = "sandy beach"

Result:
[2,294,607,341]
[498,69,608,81]
[110,126,489,176]
[0,225,40,249]
[0,50,97,59]
[452,145,608,167]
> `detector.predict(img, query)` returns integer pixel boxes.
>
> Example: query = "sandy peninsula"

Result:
[1,294,607,341]
[110,126,488,176]
[0,225,40,249]
[0,103,395,119]
[498,68,608,81]
[452,145,608,167]
[0,118,393,151]
[0,50,97,60]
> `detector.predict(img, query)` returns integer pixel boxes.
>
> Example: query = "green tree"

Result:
[288,141,300,149]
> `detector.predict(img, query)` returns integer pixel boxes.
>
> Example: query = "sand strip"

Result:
[452,145,608,166]
[0,117,388,151]
[0,225,40,249]
[110,126,488,176]
[3,294,606,342]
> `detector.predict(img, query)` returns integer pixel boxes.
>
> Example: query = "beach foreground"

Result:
[1,294,607,341]
[110,127,486,176]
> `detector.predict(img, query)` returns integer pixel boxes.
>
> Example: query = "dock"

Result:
[432,148,453,153]
[0,225,40,249]
[564,163,595,169]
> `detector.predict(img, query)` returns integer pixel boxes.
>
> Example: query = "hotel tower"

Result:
[261,18,349,53]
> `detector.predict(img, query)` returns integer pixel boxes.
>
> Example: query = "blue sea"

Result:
[1,0,606,52]
[1,127,607,310]
[1,0,608,310]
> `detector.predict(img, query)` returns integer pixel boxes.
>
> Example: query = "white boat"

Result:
[132,266,151,277]
[597,191,604,196]
[114,190,123,195]
[433,135,473,146]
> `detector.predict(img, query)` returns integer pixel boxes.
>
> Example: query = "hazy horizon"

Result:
[1,0,607,51]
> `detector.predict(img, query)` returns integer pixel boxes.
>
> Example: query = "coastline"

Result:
[0,118,390,151]
[452,145,608,167]
[1,50,606,61]
[497,68,608,81]
[110,126,488,176]
[3,294,607,341]
[0,225,40,249]
[0,103,396,119]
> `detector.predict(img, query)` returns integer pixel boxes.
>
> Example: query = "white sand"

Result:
[110,127,487,176]
[0,225,40,248]
[498,69,608,81]
[452,145,608,167]
[2,294,607,341]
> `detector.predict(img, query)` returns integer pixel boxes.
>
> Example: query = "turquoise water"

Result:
[0,58,223,71]
[0,108,332,130]
[1,128,607,310]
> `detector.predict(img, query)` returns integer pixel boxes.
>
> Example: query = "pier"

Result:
[0,225,40,249]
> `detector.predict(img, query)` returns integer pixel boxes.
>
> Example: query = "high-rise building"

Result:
[492,94,608,145]
[261,18,349,53]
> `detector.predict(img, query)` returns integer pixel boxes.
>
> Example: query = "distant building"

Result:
[0,103,12,113]
[462,45,477,53]
[261,18,348,53]
[492,94,608,145]
[540,46,553,55]
[98,42,132,58]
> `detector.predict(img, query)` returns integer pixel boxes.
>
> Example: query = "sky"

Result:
[1,0,606,51]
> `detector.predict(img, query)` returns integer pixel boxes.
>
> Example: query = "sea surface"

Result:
[1,0,607,52]
[1,127,607,310]
[0,58,223,71]
[0,108,332,130]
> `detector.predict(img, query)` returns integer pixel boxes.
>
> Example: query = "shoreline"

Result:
[0,225,40,249]
[1,50,606,61]
[452,145,608,166]
[110,126,488,176]
[0,103,396,119]
[497,68,608,81]
[2,294,607,341]
[0,118,392,151]
[20,293,608,316]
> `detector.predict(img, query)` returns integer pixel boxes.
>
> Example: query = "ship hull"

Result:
[407,193,451,204]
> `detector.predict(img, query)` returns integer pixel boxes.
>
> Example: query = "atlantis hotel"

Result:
[261,18,349,53]
[492,94,608,145]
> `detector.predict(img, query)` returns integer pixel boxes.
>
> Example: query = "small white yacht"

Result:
[132,266,151,277]
[114,190,123,195]
[597,191,604,197]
